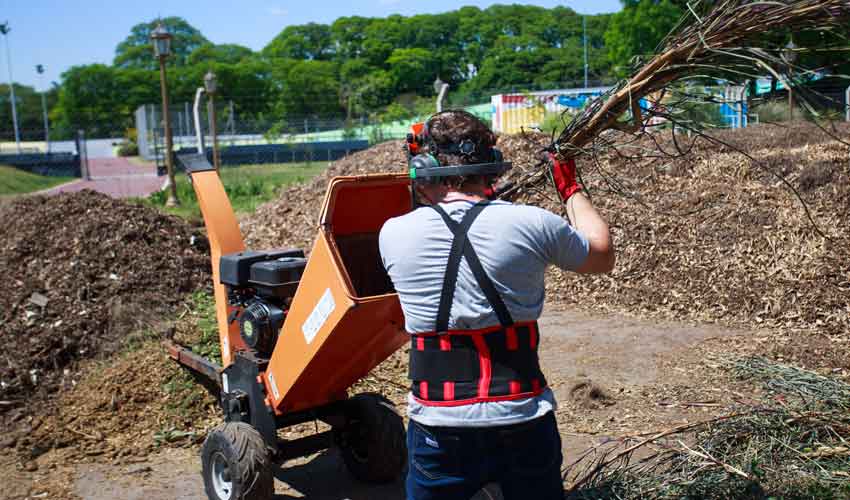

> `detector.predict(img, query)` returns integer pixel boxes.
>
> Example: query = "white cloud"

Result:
[268,6,289,16]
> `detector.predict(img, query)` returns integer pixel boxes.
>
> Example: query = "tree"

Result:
[604,0,683,76]
[331,16,372,60]
[187,43,254,65]
[263,23,334,60]
[361,15,407,67]
[114,17,209,69]
[466,46,552,91]
[0,83,58,140]
[276,60,341,117]
[45,5,642,140]
[53,65,127,137]
[386,48,439,94]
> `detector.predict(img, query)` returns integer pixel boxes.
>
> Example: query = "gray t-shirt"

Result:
[379,200,589,427]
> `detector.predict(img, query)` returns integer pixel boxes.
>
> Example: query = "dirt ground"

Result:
[39,306,747,500]
[4,122,846,499]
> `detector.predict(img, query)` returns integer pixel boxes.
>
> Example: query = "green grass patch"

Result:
[143,162,326,218]
[160,291,221,421]
[187,290,222,365]
[0,164,75,195]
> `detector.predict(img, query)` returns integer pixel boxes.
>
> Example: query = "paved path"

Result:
[44,157,164,199]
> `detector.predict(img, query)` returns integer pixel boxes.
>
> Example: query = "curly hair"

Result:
[424,110,498,166]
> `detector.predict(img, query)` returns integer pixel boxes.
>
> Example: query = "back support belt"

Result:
[409,201,547,406]
[409,323,547,406]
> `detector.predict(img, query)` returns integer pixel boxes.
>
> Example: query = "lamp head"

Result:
[150,23,173,59]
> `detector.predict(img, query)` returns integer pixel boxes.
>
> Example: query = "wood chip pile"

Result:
[244,123,849,339]
[242,140,409,251]
[536,123,849,339]
[0,190,211,413]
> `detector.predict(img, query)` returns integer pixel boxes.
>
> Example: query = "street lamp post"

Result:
[204,70,221,173]
[36,64,50,153]
[151,23,179,207]
[0,22,21,154]
[783,40,798,122]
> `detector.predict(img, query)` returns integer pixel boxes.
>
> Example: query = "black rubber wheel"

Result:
[336,393,407,483]
[201,422,274,500]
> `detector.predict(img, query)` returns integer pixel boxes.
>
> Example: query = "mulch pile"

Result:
[3,123,846,492]
[244,122,849,367]
[242,140,409,251]
[0,190,211,416]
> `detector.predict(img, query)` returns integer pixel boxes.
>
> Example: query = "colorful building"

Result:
[490,87,611,134]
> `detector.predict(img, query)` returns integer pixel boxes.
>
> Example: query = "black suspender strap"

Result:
[432,202,514,332]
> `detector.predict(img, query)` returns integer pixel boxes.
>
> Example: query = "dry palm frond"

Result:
[500,0,850,203]
[564,357,850,499]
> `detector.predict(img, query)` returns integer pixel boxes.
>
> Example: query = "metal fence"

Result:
[135,102,426,167]
[0,129,88,177]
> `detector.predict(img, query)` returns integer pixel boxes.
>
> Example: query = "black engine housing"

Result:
[239,299,285,356]
[221,249,307,357]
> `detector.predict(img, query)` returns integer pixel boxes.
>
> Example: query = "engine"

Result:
[219,249,307,357]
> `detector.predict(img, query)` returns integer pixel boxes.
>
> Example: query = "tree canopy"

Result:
[30,4,767,139]
[605,0,684,76]
[114,17,210,69]
[0,83,58,141]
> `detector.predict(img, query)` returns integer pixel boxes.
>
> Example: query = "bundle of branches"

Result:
[564,357,850,499]
[501,0,850,199]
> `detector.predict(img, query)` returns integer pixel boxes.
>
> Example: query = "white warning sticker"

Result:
[302,288,335,345]
[267,371,280,400]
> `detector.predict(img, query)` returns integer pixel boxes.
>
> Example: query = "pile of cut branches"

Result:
[565,357,850,499]
[502,0,850,201]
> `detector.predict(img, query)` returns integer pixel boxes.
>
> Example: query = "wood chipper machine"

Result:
[168,153,412,500]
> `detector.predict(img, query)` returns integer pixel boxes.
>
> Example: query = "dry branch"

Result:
[558,0,850,159]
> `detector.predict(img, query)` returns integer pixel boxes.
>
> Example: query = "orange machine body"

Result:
[191,169,411,415]
[191,170,249,367]
[263,174,411,414]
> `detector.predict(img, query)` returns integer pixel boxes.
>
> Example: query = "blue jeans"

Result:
[406,411,564,500]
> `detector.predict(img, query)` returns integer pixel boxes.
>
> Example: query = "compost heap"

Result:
[244,122,850,351]
[0,190,211,406]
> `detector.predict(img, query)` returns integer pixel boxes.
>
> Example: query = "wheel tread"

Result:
[201,422,274,500]
[339,393,407,483]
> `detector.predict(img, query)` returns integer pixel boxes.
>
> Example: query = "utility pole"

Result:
[0,22,21,154]
[36,64,50,153]
[583,16,589,89]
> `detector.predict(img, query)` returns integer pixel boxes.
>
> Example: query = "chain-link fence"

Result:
[133,79,658,166]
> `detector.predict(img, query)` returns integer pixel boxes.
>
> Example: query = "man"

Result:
[379,110,614,500]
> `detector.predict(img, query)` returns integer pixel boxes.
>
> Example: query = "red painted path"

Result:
[44,157,164,198]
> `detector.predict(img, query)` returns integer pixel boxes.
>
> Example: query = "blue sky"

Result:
[1,0,622,91]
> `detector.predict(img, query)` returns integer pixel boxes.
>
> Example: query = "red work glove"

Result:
[549,153,582,202]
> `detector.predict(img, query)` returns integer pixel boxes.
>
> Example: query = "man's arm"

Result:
[550,155,615,274]
[565,192,614,274]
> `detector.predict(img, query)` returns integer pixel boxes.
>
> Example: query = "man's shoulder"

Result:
[379,207,435,243]
[382,206,433,229]
[486,201,559,223]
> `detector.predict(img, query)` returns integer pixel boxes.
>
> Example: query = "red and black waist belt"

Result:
[407,201,548,407]
[409,321,547,406]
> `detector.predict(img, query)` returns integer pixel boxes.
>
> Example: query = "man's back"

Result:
[380,199,589,334]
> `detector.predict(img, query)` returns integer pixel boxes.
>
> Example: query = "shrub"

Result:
[117,141,139,157]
